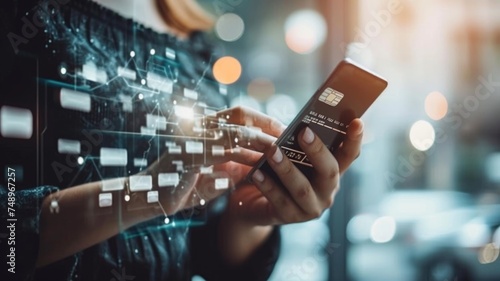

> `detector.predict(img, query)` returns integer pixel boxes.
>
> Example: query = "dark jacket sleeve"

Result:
[190,208,281,281]
[0,185,59,281]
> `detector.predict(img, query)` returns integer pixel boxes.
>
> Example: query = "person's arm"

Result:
[36,178,159,268]
[208,107,364,267]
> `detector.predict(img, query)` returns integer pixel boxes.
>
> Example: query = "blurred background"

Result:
[200,0,500,280]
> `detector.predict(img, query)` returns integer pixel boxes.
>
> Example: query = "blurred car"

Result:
[347,190,474,281]
[412,204,500,281]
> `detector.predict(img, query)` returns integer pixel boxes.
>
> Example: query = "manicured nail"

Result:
[303,127,315,144]
[272,147,283,163]
[252,169,265,183]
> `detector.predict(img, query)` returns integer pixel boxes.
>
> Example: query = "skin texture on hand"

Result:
[213,107,364,225]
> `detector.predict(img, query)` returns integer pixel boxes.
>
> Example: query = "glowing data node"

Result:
[147,191,159,203]
[215,178,229,190]
[60,88,91,113]
[0,106,33,139]
[99,193,113,208]
[129,175,153,191]
[100,147,128,167]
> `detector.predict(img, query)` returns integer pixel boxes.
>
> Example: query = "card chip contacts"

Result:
[318,87,344,107]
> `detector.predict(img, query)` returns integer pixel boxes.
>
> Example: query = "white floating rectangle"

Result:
[211,145,225,156]
[168,146,182,154]
[82,62,107,83]
[100,148,128,166]
[166,47,176,60]
[185,141,203,154]
[146,114,167,130]
[129,175,153,191]
[57,138,81,154]
[158,173,180,187]
[147,190,159,203]
[147,72,173,93]
[0,106,33,139]
[215,178,229,190]
[117,67,137,81]
[60,88,91,113]
[101,178,125,191]
[172,160,183,172]
[119,94,133,112]
[165,141,177,147]
[140,126,156,136]
[200,166,213,174]
[133,158,148,167]
[183,88,198,100]
[99,193,112,207]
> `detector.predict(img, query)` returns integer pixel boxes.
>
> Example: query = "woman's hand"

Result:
[217,106,364,226]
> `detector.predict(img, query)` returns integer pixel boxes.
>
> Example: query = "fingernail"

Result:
[303,127,315,144]
[272,147,283,163]
[252,169,265,183]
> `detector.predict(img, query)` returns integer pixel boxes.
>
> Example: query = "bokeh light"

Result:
[266,94,298,125]
[215,13,245,42]
[247,78,275,102]
[370,216,396,243]
[213,56,242,85]
[409,120,435,151]
[284,10,327,54]
[425,91,448,120]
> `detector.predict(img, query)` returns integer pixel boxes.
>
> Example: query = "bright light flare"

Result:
[409,120,435,151]
[174,105,194,119]
[370,216,396,243]
[425,91,448,120]
[284,10,327,54]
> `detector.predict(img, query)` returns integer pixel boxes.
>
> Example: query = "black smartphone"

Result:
[247,59,388,184]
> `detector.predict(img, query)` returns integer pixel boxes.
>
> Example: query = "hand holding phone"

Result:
[248,59,388,185]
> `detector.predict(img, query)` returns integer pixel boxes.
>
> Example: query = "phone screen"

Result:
[249,59,388,183]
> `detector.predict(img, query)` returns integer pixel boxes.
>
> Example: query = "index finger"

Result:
[213,106,286,137]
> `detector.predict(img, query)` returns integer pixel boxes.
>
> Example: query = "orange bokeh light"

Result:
[213,56,242,85]
[425,91,448,120]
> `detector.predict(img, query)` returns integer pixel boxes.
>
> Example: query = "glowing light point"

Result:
[141,79,146,85]
[425,91,448,120]
[138,93,144,100]
[150,49,156,55]
[200,199,206,206]
[238,201,243,206]
[164,217,170,224]
[213,56,242,85]
[124,194,130,202]
[215,13,245,42]
[50,200,60,213]
[234,137,239,143]
[130,51,136,57]
[60,67,67,75]
[409,120,435,151]
[285,10,327,54]
[77,156,84,165]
